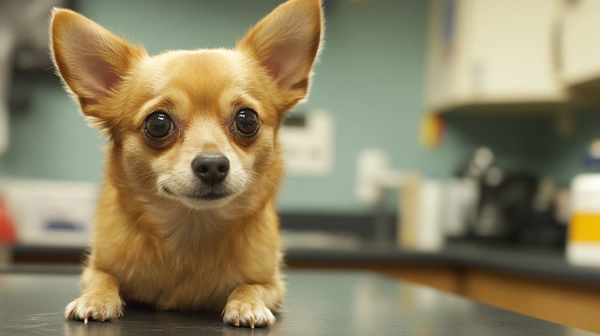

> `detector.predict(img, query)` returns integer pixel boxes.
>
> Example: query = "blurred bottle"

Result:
[566,139,600,265]
[442,147,493,240]
[399,172,445,251]
[567,174,600,266]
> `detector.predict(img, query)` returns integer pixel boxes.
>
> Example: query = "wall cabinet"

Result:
[561,0,600,96]
[425,0,567,113]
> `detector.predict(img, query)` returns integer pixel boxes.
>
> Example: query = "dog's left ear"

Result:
[238,0,323,112]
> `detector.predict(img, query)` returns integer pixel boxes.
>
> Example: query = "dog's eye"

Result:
[235,109,259,136]
[145,111,174,139]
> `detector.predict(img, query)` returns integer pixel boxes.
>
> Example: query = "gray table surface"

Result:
[0,269,596,336]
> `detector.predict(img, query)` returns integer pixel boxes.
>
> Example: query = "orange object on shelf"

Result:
[420,112,446,149]
[0,201,16,244]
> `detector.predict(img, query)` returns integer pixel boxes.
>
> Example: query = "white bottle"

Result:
[567,174,600,266]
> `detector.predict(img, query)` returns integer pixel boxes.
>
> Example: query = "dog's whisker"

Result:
[247,171,281,192]
[166,202,184,221]
[150,178,179,194]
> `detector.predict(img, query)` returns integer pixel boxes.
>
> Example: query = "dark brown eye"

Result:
[145,111,174,139]
[235,108,259,136]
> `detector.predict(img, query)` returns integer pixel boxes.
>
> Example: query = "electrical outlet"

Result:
[279,110,334,176]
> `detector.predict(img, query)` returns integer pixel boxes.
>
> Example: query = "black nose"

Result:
[191,152,230,185]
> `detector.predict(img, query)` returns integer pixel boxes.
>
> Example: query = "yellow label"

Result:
[570,214,600,242]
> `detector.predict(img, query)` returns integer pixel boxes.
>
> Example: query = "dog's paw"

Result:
[65,293,123,323]
[222,300,275,329]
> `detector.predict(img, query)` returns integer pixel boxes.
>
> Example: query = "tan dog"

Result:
[50,0,323,328]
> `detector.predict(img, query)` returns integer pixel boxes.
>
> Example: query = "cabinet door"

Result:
[464,0,563,101]
[426,0,566,112]
[561,0,600,92]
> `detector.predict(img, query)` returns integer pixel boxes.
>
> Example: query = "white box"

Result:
[0,180,97,247]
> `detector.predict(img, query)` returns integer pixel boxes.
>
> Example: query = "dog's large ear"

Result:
[50,8,146,121]
[237,0,323,112]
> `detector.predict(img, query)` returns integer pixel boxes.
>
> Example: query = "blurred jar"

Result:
[567,174,600,266]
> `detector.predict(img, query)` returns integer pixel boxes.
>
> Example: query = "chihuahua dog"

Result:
[50,0,322,328]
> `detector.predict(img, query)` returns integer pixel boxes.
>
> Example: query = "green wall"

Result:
[545,111,600,186]
[4,0,579,213]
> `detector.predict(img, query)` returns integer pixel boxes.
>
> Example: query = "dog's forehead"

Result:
[126,49,275,124]
[148,49,246,95]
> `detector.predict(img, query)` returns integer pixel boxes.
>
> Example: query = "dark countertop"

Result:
[0,269,596,336]
[285,241,600,286]
[11,240,600,287]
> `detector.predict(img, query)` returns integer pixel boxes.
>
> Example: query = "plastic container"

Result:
[567,174,600,266]
[398,173,444,251]
[0,180,97,247]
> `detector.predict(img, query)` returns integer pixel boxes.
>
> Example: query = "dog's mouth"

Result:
[163,186,231,201]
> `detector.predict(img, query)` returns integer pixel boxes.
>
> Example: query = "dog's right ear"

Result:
[50,8,146,121]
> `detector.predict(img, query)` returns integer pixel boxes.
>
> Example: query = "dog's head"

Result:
[50,0,323,211]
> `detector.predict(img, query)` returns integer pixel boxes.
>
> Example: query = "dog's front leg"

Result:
[65,266,123,323]
[223,280,285,328]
